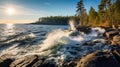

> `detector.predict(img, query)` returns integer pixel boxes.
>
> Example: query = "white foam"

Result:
[39,29,70,52]
[0,27,110,65]
[34,27,109,64]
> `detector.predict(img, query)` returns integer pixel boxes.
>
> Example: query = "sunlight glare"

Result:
[4,24,15,36]
[6,7,15,15]
[6,24,14,29]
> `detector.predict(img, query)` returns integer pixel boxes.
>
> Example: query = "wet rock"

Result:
[76,51,120,67]
[63,61,77,67]
[10,55,57,67]
[111,35,120,45]
[69,31,79,36]
[38,60,56,67]
[76,26,91,34]
[112,49,120,63]
[10,55,40,67]
[105,30,119,39]
[0,54,14,67]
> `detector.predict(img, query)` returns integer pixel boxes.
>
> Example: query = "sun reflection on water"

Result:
[5,24,15,36]
[6,24,14,29]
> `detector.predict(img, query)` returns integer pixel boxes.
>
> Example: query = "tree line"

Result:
[33,0,120,26]
[77,0,120,26]
[33,16,79,25]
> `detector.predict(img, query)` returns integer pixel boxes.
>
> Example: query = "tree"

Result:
[76,0,86,26]
[98,0,117,26]
[89,7,98,25]
[98,0,108,22]
[105,0,120,25]
[114,0,120,25]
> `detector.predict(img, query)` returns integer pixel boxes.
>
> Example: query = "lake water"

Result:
[0,24,110,63]
[0,24,68,46]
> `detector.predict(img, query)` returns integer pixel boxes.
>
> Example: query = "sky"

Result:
[0,0,100,24]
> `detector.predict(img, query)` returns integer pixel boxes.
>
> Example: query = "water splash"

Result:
[0,26,110,65]
[39,29,70,52]
[30,27,109,64]
[69,19,77,31]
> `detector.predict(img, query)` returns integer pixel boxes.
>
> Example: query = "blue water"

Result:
[0,24,110,64]
[0,24,68,52]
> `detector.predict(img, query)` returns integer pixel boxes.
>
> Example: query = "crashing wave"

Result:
[0,27,110,65]
[28,27,109,64]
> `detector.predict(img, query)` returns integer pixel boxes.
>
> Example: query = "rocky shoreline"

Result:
[0,27,120,67]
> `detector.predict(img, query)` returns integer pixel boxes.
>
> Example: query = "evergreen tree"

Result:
[76,0,86,26]
[98,0,108,22]
[89,7,97,25]
[114,0,120,24]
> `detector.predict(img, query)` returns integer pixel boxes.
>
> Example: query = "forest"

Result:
[77,0,120,27]
[33,0,120,26]
[32,16,79,25]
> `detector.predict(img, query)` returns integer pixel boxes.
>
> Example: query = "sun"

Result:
[6,7,15,15]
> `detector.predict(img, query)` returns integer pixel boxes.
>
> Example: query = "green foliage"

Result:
[89,7,98,25]
[34,16,69,25]
[33,16,79,25]
[114,0,120,23]
[76,0,87,26]
[76,0,120,26]
[33,0,120,26]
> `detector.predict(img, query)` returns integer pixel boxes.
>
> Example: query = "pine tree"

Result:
[89,7,97,25]
[76,0,86,26]
[106,0,120,25]
[98,0,108,22]
[114,0,120,25]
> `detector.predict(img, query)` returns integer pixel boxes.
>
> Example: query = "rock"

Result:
[10,55,56,67]
[10,55,40,67]
[38,60,56,67]
[76,26,91,34]
[76,51,120,67]
[69,31,79,36]
[112,49,120,63]
[105,30,119,39]
[111,35,120,45]
[63,61,77,67]
[0,54,14,67]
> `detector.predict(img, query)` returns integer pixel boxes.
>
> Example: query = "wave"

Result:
[25,27,109,64]
[0,27,110,64]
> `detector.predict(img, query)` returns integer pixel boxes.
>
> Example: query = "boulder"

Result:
[0,54,14,67]
[76,51,120,67]
[63,61,77,67]
[37,60,56,67]
[112,49,120,63]
[105,30,119,39]
[10,55,56,67]
[76,26,91,34]
[111,35,120,45]
[10,55,40,67]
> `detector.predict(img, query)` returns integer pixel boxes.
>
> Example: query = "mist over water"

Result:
[0,24,110,64]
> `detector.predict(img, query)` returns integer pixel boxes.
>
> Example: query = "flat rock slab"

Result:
[112,35,120,45]
[76,51,120,67]
[105,30,119,39]
[10,55,56,67]
[0,54,14,67]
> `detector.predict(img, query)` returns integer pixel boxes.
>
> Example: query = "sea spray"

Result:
[0,27,110,65]
[33,27,109,64]
[68,19,77,31]
[39,29,70,52]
